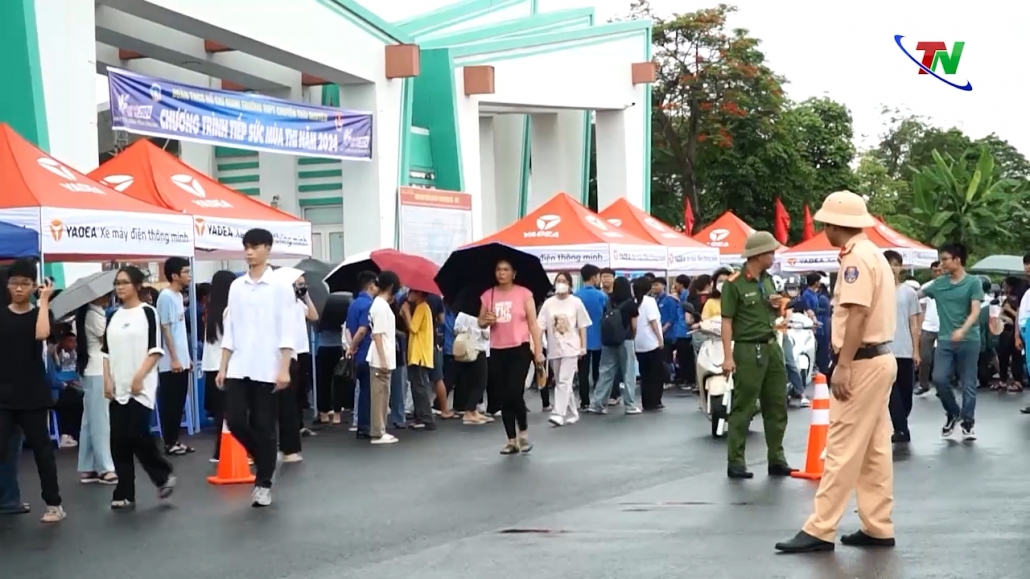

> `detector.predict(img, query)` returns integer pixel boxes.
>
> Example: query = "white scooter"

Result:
[695,318,733,438]
[786,312,817,387]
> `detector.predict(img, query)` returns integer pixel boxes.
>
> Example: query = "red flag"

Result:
[683,196,696,234]
[773,197,790,244]
[802,204,816,241]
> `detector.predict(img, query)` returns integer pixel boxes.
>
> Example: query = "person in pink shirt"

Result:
[478,259,544,455]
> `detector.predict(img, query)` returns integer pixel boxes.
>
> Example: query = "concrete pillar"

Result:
[490,114,523,228]
[528,113,560,211]
[338,82,395,253]
[595,108,645,210]
[555,109,587,204]
[478,117,497,237]
[258,86,302,216]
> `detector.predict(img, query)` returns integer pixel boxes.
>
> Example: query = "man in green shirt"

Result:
[919,243,984,440]
[720,231,795,479]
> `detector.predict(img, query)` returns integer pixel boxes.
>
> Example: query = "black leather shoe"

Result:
[775,530,835,553]
[355,431,372,440]
[1020,406,1030,414]
[768,463,798,477]
[891,432,911,443]
[727,465,754,479]
[840,530,895,547]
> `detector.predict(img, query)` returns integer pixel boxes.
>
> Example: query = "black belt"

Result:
[735,337,777,345]
[832,342,891,362]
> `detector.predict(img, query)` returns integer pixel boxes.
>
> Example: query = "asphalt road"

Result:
[2,389,1029,579]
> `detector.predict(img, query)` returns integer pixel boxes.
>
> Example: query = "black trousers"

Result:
[489,344,533,439]
[978,350,996,389]
[204,371,224,460]
[55,387,83,439]
[294,352,313,413]
[998,328,1025,383]
[224,378,278,488]
[279,361,303,454]
[315,346,345,413]
[156,371,190,448]
[577,350,601,407]
[0,408,61,506]
[674,337,696,384]
[636,348,666,410]
[451,355,488,412]
[888,358,915,435]
[109,399,173,502]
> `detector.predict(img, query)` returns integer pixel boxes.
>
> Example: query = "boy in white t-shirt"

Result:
[367,272,400,445]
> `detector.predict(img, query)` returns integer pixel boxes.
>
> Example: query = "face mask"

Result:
[555,282,570,295]
[715,282,724,293]
[294,285,308,299]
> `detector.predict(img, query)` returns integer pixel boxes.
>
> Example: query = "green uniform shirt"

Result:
[922,274,984,342]
[720,271,778,343]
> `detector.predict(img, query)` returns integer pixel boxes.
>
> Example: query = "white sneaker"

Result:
[565,415,579,425]
[59,435,77,448]
[548,414,564,427]
[371,433,399,445]
[251,487,272,507]
[282,453,303,463]
[625,406,642,415]
[348,426,358,432]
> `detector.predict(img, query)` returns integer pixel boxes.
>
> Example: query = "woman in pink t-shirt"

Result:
[478,259,543,455]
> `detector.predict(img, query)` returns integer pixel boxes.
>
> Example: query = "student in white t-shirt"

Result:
[274,270,319,463]
[367,271,400,445]
[102,266,176,509]
[537,271,591,427]
[917,265,942,395]
[201,270,236,463]
[633,277,665,411]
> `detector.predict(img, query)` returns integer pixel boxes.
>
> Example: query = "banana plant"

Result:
[910,147,1028,253]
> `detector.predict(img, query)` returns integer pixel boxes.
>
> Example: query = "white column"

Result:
[258,86,302,216]
[528,113,560,211]
[478,116,497,237]
[490,114,523,228]
[555,109,587,203]
[595,108,645,209]
[35,0,98,172]
[338,81,400,253]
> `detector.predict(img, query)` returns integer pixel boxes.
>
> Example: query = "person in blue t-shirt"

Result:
[800,272,831,374]
[670,274,694,386]
[652,277,680,386]
[575,265,608,409]
[345,271,377,439]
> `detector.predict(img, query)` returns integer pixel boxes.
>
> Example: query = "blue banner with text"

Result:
[107,67,372,161]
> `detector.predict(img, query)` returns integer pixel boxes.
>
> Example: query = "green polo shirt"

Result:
[720,271,778,343]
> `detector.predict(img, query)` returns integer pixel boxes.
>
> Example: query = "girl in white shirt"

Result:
[74,296,116,484]
[452,309,492,425]
[537,271,592,426]
[202,270,236,463]
[102,266,176,509]
[633,277,665,411]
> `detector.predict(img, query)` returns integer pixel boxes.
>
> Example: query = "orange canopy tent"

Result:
[599,198,719,274]
[777,219,938,272]
[472,192,668,271]
[90,140,312,259]
[0,123,194,261]
[691,211,762,264]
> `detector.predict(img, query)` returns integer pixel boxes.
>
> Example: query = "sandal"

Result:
[98,472,119,485]
[110,500,135,510]
[79,472,100,484]
[1008,382,1024,393]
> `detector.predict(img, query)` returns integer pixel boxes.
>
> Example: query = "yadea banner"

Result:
[107,67,372,161]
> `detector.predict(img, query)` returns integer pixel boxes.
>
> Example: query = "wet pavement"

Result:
[2,389,1028,579]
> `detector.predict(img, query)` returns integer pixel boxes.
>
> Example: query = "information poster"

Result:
[398,187,473,265]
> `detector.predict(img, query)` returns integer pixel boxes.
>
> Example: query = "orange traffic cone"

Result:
[791,373,830,481]
[207,422,256,485]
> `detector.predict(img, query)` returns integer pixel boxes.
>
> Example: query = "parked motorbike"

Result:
[786,312,817,386]
[695,318,733,438]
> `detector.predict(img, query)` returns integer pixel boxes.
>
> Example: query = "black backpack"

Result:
[601,300,628,347]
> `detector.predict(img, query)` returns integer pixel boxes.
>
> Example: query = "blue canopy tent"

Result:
[0,220,39,259]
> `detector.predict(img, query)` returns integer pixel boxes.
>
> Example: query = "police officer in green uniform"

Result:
[720,231,797,479]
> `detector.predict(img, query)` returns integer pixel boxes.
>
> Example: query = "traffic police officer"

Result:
[776,191,898,553]
[720,231,795,479]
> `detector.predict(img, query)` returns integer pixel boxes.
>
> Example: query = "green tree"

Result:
[910,148,1029,255]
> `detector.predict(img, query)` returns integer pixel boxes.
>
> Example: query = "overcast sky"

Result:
[97,0,1026,154]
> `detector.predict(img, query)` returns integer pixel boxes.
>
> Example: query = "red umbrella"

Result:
[324,249,441,295]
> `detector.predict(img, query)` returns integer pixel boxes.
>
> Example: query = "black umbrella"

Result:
[294,258,331,312]
[435,243,551,315]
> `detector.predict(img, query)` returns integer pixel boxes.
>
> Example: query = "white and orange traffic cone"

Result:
[791,373,829,481]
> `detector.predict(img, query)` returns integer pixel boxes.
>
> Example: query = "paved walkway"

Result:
[2,390,1028,579]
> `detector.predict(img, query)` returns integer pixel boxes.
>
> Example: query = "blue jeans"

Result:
[78,375,114,474]
[356,363,371,434]
[782,336,806,398]
[389,365,408,426]
[591,341,638,410]
[933,339,980,423]
[0,431,22,509]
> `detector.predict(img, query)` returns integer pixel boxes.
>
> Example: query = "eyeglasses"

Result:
[113,280,134,287]
[6,281,34,289]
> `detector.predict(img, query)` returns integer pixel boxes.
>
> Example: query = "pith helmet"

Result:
[814,191,876,228]
[741,231,781,258]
